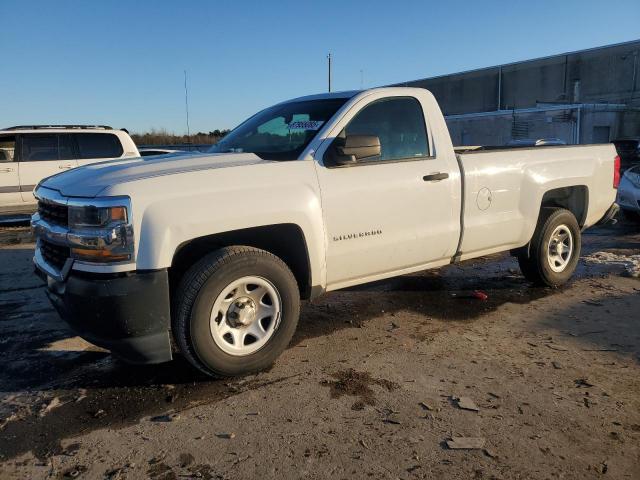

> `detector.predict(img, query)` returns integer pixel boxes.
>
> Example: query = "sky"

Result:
[1,0,639,134]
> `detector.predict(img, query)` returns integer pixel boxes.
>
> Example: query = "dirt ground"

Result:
[0,221,639,479]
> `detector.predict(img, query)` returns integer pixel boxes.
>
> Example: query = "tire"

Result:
[517,208,581,287]
[173,246,300,377]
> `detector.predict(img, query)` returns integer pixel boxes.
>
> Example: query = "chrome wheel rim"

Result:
[209,276,281,356]
[547,225,573,273]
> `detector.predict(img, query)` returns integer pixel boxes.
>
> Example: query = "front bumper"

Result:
[38,267,173,364]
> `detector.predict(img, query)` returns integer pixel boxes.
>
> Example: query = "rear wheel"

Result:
[517,208,581,287]
[173,246,300,377]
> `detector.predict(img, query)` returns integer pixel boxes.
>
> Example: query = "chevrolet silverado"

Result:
[31,87,620,377]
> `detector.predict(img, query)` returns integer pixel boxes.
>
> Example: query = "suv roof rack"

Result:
[2,125,113,131]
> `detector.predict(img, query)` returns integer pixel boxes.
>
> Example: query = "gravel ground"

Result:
[0,221,638,479]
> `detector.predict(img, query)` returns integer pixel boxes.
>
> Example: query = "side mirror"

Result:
[327,134,381,166]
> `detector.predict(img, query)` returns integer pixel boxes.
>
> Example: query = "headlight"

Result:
[68,205,127,228]
[67,204,134,263]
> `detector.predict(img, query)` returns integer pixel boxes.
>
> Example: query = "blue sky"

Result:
[1,0,639,134]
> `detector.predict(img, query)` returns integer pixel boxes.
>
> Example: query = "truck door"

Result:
[0,134,22,211]
[315,95,460,289]
[18,133,78,203]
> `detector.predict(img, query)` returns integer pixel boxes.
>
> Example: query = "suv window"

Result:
[75,133,123,159]
[342,97,429,162]
[58,134,75,160]
[20,134,76,161]
[21,134,59,161]
[0,135,16,162]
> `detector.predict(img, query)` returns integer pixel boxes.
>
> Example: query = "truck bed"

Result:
[454,143,618,261]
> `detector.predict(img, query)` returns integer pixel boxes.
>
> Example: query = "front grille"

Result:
[38,201,68,226]
[41,240,70,270]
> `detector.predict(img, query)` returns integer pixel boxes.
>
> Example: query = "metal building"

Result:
[396,40,640,146]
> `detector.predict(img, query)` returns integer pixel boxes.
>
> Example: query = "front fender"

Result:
[109,161,327,289]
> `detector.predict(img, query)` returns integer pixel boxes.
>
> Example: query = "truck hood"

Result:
[40,152,270,198]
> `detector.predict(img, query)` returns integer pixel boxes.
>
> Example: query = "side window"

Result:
[0,135,16,162]
[58,134,76,160]
[342,97,429,162]
[75,133,123,159]
[21,134,59,161]
[19,134,78,161]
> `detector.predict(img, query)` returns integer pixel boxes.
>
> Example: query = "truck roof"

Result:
[284,87,430,104]
[286,90,360,103]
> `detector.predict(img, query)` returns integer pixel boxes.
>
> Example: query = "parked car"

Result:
[138,148,184,157]
[32,87,619,377]
[0,125,139,215]
[617,164,640,221]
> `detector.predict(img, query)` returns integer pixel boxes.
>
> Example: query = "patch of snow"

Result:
[583,251,640,278]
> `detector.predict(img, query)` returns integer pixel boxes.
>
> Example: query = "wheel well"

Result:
[169,224,312,299]
[540,186,588,227]
[512,185,588,258]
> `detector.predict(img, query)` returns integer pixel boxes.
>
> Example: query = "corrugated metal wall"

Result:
[395,40,640,145]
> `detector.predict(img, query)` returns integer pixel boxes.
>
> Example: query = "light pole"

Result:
[327,53,332,93]
[184,70,191,140]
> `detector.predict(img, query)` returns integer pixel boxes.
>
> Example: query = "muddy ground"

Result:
[0,221,638,479]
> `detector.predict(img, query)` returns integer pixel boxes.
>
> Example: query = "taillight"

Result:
[613,155,621,189]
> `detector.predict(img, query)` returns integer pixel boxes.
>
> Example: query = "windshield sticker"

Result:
[288,120,324,131]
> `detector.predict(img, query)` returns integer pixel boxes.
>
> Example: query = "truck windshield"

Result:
[208,98,348,160]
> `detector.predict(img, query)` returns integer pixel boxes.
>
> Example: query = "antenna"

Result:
[184,70,190,139]
[327,53,332,93]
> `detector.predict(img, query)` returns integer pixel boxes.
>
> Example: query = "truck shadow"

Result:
[2,254,551,389]
[297,262,558,341]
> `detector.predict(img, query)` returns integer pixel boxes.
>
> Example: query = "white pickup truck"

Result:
[31,87,620,377]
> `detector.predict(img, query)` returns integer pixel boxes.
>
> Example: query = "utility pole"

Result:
[327,53,332,92]
[184,70,191,140]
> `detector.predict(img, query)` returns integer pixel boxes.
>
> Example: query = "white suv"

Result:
[0,125,139,214]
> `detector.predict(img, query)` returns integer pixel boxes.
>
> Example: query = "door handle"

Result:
[423,172,449,182]
[0,167,14,173]
[58,164,73,170]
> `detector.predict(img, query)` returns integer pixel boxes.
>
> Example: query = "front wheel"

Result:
[517,208,581,287]
[173,246,300,377]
